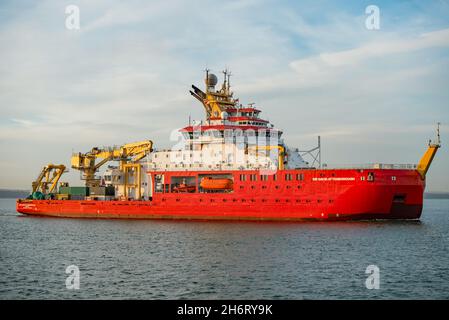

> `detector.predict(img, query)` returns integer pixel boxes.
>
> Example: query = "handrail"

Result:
[322,163,417,170]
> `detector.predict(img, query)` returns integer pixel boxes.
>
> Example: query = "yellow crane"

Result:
[417,123,441,179]
[31,164,66,195]
[70,140,153,189]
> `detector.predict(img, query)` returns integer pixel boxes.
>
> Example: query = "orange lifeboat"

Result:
[200,177,233,190]
[172,184,196,193]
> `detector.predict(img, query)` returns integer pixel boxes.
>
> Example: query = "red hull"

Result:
[16,169,425,221]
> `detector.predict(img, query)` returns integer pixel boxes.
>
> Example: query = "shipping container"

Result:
[89,186,115,196]
[59,186,89,196]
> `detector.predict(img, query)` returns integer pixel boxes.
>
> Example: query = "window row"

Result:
[239,173,305,182]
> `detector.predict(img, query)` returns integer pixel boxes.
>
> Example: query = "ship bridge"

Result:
[148,70,308,172]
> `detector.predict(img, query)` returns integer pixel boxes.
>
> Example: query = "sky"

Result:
[0,0,448,191]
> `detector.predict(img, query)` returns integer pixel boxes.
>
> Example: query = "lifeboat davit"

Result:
[200,177,233,190]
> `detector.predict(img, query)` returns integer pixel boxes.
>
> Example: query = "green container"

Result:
[59,187,69,194]
[59,186,90,196]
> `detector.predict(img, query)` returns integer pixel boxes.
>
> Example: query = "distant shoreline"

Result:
[0,189,30,199]
[1,189,449,199]
[424,192,449,199]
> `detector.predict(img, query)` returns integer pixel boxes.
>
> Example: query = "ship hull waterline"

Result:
[16,201,422,221]
[16,168,425,222]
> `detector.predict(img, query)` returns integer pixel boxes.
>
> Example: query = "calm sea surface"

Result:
[1,198,448,299]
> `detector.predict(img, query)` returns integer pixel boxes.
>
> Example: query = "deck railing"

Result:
[322,163,417,170]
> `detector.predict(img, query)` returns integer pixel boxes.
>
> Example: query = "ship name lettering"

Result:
[312,177,355,181]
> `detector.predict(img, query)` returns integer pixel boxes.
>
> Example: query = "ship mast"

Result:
[190,68,237,120]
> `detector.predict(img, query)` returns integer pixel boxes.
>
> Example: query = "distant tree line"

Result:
[0,189,30,199]
[424,192,449,199]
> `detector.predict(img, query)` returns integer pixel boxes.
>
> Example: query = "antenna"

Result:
[204,68,209,92]
[222,69,227,93]
[437,122,441,146]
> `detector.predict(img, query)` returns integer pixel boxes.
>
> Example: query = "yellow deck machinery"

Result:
[30,164,67,199]
[70,140,153,199]
[417,123,441,179]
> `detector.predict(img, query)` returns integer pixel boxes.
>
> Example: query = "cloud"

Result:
[316,28,449,67]
[233,27,449,96]
[10,118,36,127]
[0,0,448,191]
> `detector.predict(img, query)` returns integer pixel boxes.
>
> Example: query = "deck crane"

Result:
[70,140,153,196]
[417,123,441,179]
[31,164,67,197]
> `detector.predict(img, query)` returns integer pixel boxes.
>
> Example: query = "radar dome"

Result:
[221,111,228,119]
[207,73,218,87]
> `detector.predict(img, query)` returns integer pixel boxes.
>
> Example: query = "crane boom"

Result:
[417,123,441,179]
[71,140,153,187]
[31,164,66,195]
